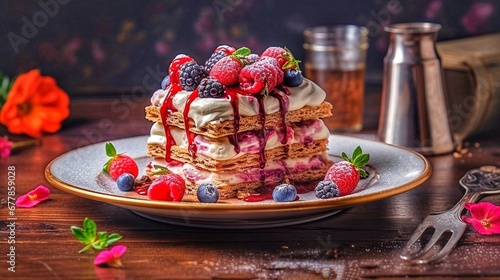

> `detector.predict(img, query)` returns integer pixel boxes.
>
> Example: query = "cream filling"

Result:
[150,152,329,185]
[147,119,330,160]
[151,78,327,128]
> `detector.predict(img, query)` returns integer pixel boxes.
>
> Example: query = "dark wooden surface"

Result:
[1,89,500,280]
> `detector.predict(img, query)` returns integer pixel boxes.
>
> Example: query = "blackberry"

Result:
[204,51,227,73]
[198,77,225,98]
[179,61,206,91]
[315,180,340,199]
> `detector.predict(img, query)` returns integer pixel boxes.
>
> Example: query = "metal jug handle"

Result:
[451,57,493,144]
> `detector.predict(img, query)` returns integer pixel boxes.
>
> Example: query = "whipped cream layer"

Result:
[147,119,329,160]
[149,152,329,186]
[151,78,327,128]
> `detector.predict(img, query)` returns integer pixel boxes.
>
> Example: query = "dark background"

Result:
[1,0,499,95]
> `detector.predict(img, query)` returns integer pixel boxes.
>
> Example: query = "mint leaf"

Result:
[83,217,97,237]
[105,233,122,247]
[233,47,251,58]
[71,217,123,253]
[71,217,98,253]
[70,226,92,244]
[93,232,109,250]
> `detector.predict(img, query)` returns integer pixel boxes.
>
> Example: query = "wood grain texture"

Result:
[1,91,499,279]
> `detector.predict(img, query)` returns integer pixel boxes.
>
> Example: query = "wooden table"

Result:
[2,91,500,279]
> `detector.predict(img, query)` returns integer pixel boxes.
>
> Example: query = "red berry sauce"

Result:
[158,54,298,202]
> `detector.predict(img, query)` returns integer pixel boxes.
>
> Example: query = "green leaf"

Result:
[102,158,113,173]
[93,232,109,250]
[233,47,251,58]
[352,146,362,160]
[358,169,368,179]
[105,142,117,157]
[105,233,122,247]
[71,219,98,253]
[341,152,350,162]
[83,217,97,238]
[153,164,171,175]
[78,244,93,254]
[70,226,92,244]
[97,231,108,240]
[71,217,123,253]
[283,47,301,71]
[353,154,370,167]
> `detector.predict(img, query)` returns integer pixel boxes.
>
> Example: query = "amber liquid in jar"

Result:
[306,67,365,132]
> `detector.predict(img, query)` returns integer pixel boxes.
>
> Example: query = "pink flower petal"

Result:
[110,245,127,258]
[462,202,500,235]
[0,137,13,158]
[94,245,127,268]
[94,251,115,266]
[16,185,50,207]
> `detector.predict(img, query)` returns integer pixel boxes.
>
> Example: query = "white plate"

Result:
[45,135,431,229]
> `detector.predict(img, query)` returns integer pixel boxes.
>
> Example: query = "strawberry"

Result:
[147,174,186,201]
[103,142,139,181]
[214,44,236,55]
[324,146,369,196]
[239,57,283,95]
[210,47,250,86]
[261,46,301,70]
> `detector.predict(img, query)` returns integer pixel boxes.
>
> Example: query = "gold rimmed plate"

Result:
[45,135,431,229]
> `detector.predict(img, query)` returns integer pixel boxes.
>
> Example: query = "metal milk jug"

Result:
[378,22,455,155]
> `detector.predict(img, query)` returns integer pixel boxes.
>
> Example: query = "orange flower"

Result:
[0,69,70,138]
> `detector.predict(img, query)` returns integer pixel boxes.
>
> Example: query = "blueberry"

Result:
[116,173,135,191]
[272,183,297,202]
[161,75,170,89]
[315,180,340,199]
[197,183,219,203]
[284,69,303,87]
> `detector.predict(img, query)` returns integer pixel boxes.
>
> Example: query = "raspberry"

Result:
[210,56,243,86]
[198,77,225,98]
[315,180,340,199]
[261,46,300,70]
[239,57,283,94]
[179,61,206,91]
[147,174,186,201]
[204,51,227,73]
[245,53,260,64]
[103,142,139,181]
[324,146,370,196]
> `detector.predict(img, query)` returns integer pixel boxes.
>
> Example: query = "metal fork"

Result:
[400,166,500,264]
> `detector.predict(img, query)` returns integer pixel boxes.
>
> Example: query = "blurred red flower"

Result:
[0,69,70,138]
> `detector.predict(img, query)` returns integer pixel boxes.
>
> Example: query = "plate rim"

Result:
[45,134,432,214]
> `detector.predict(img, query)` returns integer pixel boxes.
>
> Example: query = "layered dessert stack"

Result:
[145,46,333,200]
